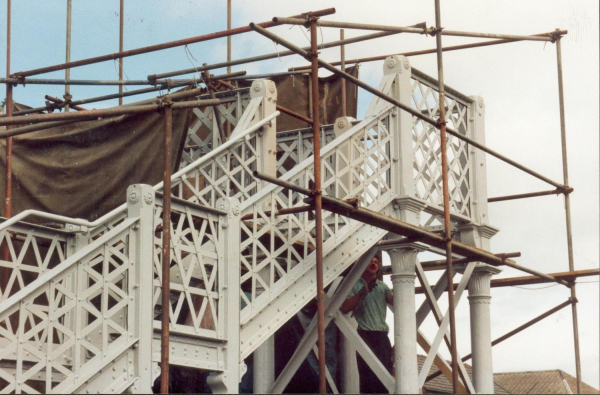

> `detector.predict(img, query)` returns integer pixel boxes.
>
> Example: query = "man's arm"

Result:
[340,290,364,314]
[386,293,394,306]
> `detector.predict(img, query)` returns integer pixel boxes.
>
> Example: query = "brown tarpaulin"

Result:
[269,66,359,132]
[0,104,192,221]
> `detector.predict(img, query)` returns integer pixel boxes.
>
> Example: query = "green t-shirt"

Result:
[347,278,393,332]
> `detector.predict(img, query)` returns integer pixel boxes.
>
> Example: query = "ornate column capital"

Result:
[384,247,419,284]
[468,264,502,303]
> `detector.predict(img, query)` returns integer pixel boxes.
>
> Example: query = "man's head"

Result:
[363,256,380,279]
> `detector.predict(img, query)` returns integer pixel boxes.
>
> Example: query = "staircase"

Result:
[0,55,485,393]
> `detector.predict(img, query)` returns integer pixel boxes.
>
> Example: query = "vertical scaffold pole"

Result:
[309,17,327,395]
[555,35,582,394]
[65,0,72,112]
[340,29,346,117]
[119,0,124,106]
[4,0,12,221]
[160,98,173,394]
[433,1,459,392]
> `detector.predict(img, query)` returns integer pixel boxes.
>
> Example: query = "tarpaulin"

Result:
[0,103,192,222]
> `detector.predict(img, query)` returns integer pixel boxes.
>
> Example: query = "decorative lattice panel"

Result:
[0,226,69,302]
[410,77,472,217]
[239,110,393,321]
[0,222,135,394]
[181,90,252,167]
[276,126,336,177]
[152,200,223,339]
[172,131,261,209]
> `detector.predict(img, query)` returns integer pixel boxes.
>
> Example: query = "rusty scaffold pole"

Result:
[64,0,72,112]
[160,97,173,394]
[119,0,124,105]
[340,29,346,117]
[309,16,327,395]
[4,0,12,221]
[433,1,459,392]
[555,32,582,394]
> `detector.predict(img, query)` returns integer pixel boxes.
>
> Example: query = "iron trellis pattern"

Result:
[276,126,336,177]
[0,222,135,394]
[0,225,69,303]
[238,109,394,322]
[171,132,261,209]
[151,200,223,339]
[181,89,252,168]
[410,76,472,218]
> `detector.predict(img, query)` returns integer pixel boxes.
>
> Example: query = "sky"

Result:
[1,0,598,390]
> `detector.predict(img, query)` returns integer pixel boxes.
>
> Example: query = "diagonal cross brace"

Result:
[268,247,378,393]
[418,262,476,387]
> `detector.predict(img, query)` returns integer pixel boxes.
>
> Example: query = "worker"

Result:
[340,254,393,393]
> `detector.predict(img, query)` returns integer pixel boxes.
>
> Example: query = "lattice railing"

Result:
[181,88,252,167]
[151,198,224,339]
[0,224,70,303]
[410,71,473,218]
[0,218,139,394]
[276,126,336,177]
[238,108,394,322]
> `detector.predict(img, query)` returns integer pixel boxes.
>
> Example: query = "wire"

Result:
[512,284,560,290]
[511,280,598,290]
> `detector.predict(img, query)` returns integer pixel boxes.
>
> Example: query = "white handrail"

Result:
[0,111,279,232]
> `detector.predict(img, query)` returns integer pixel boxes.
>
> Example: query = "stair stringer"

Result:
[239,204,394,359]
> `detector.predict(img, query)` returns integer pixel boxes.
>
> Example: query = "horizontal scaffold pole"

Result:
[288,31,568,72]
[0,71,246,87]
[252,170,570,287]
[273,17,564,42]
[0,98,220,127]
[10,8,335,78]
[249,22,568,190]
[147,22,426,81]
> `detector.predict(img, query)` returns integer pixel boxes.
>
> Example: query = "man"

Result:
[341,255,393,393]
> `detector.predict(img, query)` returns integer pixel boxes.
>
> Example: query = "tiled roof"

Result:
[418,355,510,394]
[494,370,599,394]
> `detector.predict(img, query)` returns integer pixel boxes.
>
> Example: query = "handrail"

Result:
[0,217,138,316]
[0,111,280,233]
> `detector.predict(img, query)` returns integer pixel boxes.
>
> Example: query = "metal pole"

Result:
[226,0,232,137]
[160,97,173,394]
[227,0,232,74]
[146,28,412,81]
[433,1,459,392]
[11,8,335,78]
[4,0,12,220]
[289,31,566,72]
[426,299,574,382]
[248,23,567,191]
[276,104,312,125]
[555,35,582,394]
[0,98,220,127]
[65,0,72,112]
[274,17,557,42]
[340,29,346,117]
[309,18,327,395]
[252,171,571,285]
[119,0,124,106]
[488,188,570,203]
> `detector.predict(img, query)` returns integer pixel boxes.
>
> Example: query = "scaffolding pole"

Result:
[119,0,124,105]
[309,17,327,394]
[10,8,335,78]
[4,0,12,221]
[432,1,459,391]
[555,35,582,394]
[64,0,72,112]
[249,23,567,192]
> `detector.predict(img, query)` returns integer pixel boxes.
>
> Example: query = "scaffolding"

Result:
[0,2,598,394]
